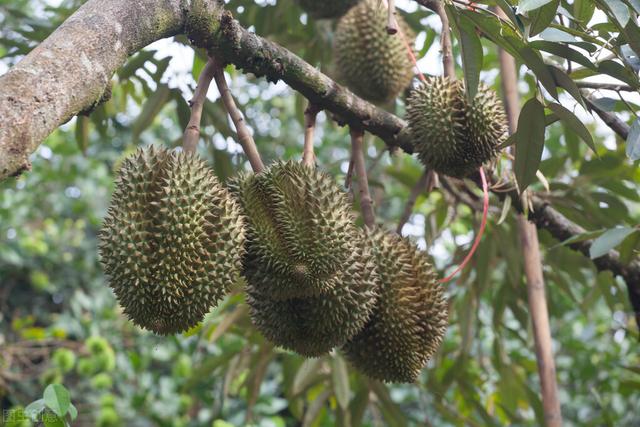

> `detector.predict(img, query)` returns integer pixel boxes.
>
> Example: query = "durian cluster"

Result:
[101,150,448,382]
[406,77,508,178]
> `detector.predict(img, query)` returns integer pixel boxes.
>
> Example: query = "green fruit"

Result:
[76,358,94,376]
[245,231,379,357]
[343,231,448,383]
[178,395,193,413]
[296,0,360,19]
[86,336,110,355]
[94,348,116,372]
[230,161,359,300]
[97,407,120,427]
[406,77,508,178]
[100,394,116,408]
[99,146,245,335]
[334,0,415,103]
[91,373,113,389]
[51,348,76,373]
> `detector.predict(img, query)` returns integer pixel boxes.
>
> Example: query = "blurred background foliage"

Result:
[1,0,639,426]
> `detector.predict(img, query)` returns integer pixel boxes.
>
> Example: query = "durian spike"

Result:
[438,167,489,284]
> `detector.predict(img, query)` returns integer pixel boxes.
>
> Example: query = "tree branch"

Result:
[0,0,185,179]
[351,128,376,228]
[212,58,265,173]
[302,103,320,167]
[584,96,630,140]
[182,57,217,154]
[414,0,455,77]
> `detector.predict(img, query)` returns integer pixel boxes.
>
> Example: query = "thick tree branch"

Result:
[0,0,185,179]
[584,96,630,140]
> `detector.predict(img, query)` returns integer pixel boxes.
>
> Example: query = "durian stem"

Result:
[437,167,488,284]
[415,0,455,78]
[182,58,217,154]
[212,60,265,173]
[302,103,320,167]
[396,171,431,235]
[350,128,376,228]
[386,0,399,34]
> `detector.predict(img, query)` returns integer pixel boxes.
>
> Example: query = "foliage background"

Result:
[1,0,639,426]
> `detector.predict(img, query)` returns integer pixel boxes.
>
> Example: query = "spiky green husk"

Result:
[333,0,415,103]
[296,0,361,19]
[99,146,245,335]
[245,231,379,357]
[230,161,358,300]
[406,77,508,178]
[343,230,448,383]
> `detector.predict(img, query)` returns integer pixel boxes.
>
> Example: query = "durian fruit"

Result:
[334,0,416,103]
[230,161,358,300]
[343,230,448,383]
[244,231,379,357]
[406,76,508,178]
[296,0,361,19]
[99,146,245,335]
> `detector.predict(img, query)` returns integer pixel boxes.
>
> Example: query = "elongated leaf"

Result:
[573,0,596,23]
[131,83,171,140]
[590,227,638,258]
[547,102,595,152]
[515,98,546,191]
[548,65,586,108]
[605,0,631,26]
[331,355,350,410]
[529,0,559,36]
[626,118,640,160]
[293,358,324,397]
[519,46,558,98]
[24,399,46,421]
[456,13,484,99]
[529,41,596,71]
[43,384,70,417]
[519,0,554,13]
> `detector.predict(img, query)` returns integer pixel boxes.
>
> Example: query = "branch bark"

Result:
[0,0,184,179]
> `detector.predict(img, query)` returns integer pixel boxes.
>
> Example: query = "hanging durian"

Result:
[244,231,379,357]
[296,0,361,19]
[343,230,448,383]
[230,161,358,300]
[406,76,508,178]
[333,0,415,103]
[99,146,245,335]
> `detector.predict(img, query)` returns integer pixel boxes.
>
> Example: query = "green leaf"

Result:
[455,13,484,99]
[519,46,558,98]
[547,102,596,152]
[331,355,350,410]
[606,0,631,26]
[529,41,597,70]
[519,0,554,13]
[131,83,171,141]
[573,0,596,23]
[626,118,640,160]
[515,97,546,191]
[24,399,46,421]
[42,413,66,427]
[293,358,323,397]
[548,65,587,108]
[529,0,559,36]
[43,384,70,417]
[67,403,78,421]
[590,227,638,258]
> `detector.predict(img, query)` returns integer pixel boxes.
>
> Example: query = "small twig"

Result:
[584,95,630,140]
[386,0,399,34]
[345,157,355,190]
[302,103,320,167]
[182,58,217,154]
[350,128,376,228]
[577,82,635,92]
[212,59,265,173]
[396,171,430,234]
[416,0,455,77]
